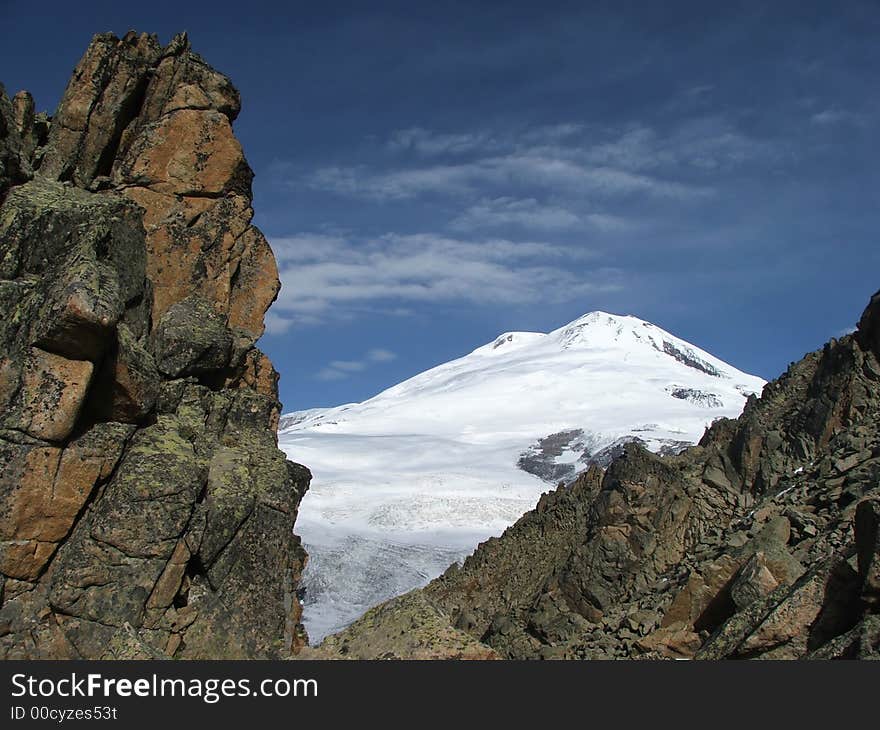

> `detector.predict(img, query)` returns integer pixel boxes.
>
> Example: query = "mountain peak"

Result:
[473,330,547,356]
[553,311,644,346]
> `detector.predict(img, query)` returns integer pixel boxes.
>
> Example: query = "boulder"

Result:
[17,348,93,442]
[150,296,232,378]
[730,552,780,611]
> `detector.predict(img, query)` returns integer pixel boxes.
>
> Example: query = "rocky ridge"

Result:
[0,32,310,659]
[309,292,880,659]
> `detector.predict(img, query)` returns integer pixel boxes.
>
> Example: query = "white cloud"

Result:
[294,117,780,204]
[449,197,634,234]
[314,348,398,381]
[685,84,715,97]
[584,212,637,232]
[264,310,296,335]
[583,120,778,173]
[325,119,791,208]
[266,118,780,334]
[386,124,584,157]
[315,367,350,381]
[810,108,863,126]
[305,153,709,202]
[450,197,582,231]
[387,127,498,156]
[307,164,472,199]
[519,122,586,143]
[368,348,397,362]
[328,360,367,372]
[268,232,618,330]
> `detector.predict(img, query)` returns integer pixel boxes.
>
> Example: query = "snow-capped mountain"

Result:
[278,312,766,642]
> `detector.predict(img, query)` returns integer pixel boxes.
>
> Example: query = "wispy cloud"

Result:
[810,107,864,126]
[265,117,787,334]
[268,232,618,330]
[316,348,398,381]
[304,152,710,202]
[583,120,780,172]
[448,196,638,234]
[387,127,499,156]
[293,118,778,204]
[450,197,582,231]
[685,84,715,97]
[386,124,583,156]
[367,348,397,362]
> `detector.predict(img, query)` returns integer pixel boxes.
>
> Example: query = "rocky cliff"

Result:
[309,292,880,659]
[0,32,310,659]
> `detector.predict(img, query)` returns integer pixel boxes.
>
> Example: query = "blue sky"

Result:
[3,1,879,411]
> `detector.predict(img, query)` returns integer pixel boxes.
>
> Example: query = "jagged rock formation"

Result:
[0,32,310,659]
[310,292,880,659]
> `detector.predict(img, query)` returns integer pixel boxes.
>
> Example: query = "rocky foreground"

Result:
[306,292,880,659]
[0,32,310,659]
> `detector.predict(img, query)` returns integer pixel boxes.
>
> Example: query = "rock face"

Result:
[0,32,310,659]
[311,292,880,659]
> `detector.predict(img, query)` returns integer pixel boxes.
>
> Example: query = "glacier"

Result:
[278,311,766,642]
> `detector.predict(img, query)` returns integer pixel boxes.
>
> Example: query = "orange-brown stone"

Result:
[19,348,93,442]
[123,109,244,196]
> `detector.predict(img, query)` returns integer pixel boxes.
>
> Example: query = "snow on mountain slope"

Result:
[278,312,766,642]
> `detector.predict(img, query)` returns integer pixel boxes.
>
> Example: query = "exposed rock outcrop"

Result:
[310,292,880,659]
[0,32,309,659]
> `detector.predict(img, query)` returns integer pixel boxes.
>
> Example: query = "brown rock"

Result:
[229,348,280,399]
[730,552,780,611]
[0,84,31,201]
[637,621,703,658]
[0,424,131,580]
[145,539,190,611]
[0,541,56,582]
[661,554,740,631]
[18,348,93,442]
[303,591,499,660]
[121,109,246,196]
[739,572,826,657]
[37,32,162,186]
[37,32,278,346]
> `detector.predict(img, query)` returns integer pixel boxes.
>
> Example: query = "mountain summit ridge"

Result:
[282,310,762,434]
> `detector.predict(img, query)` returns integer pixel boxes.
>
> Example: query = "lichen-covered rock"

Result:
[151,296,233,378]
[0,32,310,659]
[0,423,132,581]
[38,30,278,346]
[17,348,94,442]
